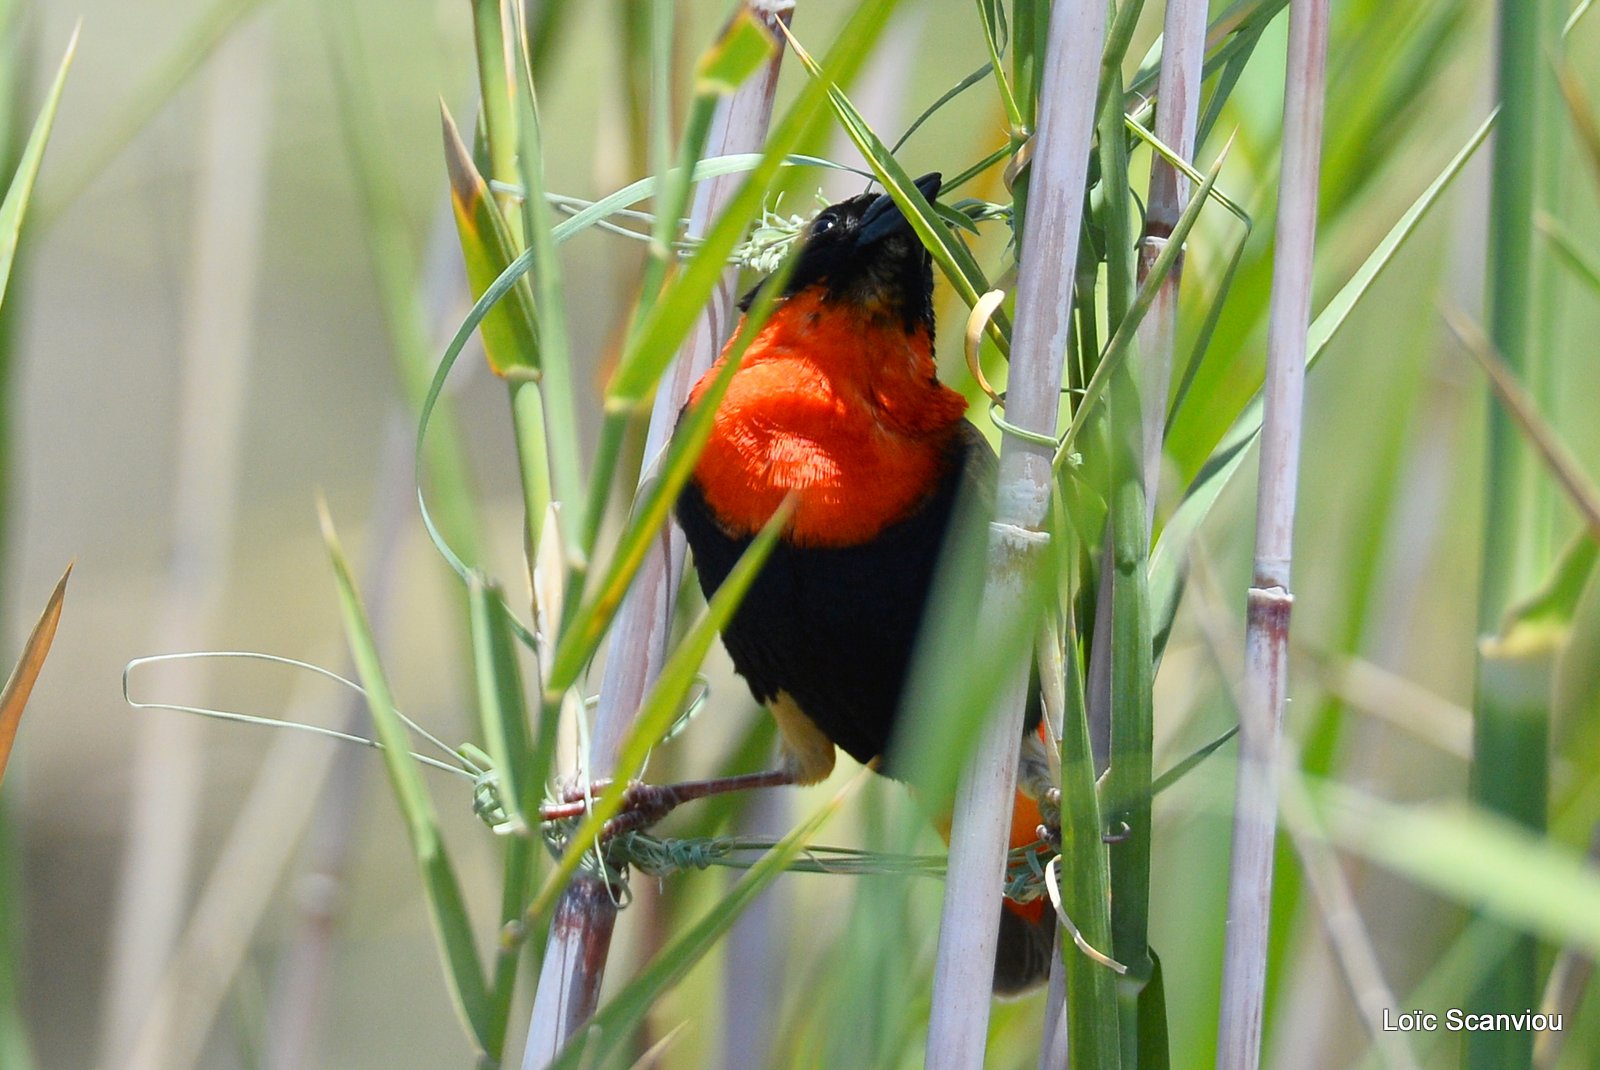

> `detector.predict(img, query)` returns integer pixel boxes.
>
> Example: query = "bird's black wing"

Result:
[675,419,1036,770]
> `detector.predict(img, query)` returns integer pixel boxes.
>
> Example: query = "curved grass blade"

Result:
[121,650,477,779]
[318,501,490,1054]
[552,153,858,245]
[1055,625,1120,1070]
[1151,723,1239,798]
[0,564,69,787]
[894,59,996,154]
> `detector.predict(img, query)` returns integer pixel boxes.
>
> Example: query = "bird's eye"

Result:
[811,214,836,236]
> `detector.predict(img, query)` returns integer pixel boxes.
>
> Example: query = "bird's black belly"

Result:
[675,438,977,773]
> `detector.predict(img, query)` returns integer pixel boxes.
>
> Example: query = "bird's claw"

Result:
[1037,787,1063,850]
[540,778,683,838]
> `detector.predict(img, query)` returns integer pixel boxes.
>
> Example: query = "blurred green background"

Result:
[3,0,1598,1067]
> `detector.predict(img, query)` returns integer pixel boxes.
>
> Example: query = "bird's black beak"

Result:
[856,172,942,247]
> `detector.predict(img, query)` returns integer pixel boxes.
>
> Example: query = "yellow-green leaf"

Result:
[441,102,540,378]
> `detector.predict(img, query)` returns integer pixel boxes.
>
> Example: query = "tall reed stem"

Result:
[519,7,791,1064]
[924,2,1106,1065]
[1465,3,1560,1065]
[1137,0,1208,514]
[1214,0,1329,1067]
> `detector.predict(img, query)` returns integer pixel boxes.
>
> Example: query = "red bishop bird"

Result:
[674,173,1055,993]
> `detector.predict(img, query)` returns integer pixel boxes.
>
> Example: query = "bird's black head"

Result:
[741,172,941,333]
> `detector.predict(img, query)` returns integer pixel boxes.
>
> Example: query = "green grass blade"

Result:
[1469,3,1561,1057]
[1309,112,1493,359]
[508,8,585,569]
[1138,950,1172,1070]
[470,0,519,228]
[1011,0,1047,127]
[899,58,997,153]
[1194,20,1270,151]
[0,23,74,311]
[318,502,491,1054]
[468,574,536,833]
[1056,626,1121,1070]
[975,0,1022,132]
[485,833,535,1064]
[1095,0,1149,124]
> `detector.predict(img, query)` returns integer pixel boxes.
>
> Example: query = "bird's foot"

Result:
[538,769,797,838]
[537,779,683,838]
[1036,787,1063,851]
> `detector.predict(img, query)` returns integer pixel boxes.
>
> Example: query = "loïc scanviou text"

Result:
[1382,1009,1562,1033]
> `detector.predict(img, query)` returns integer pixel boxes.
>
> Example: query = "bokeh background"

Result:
[3,0,1598,1068]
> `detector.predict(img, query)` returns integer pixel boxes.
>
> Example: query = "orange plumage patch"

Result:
[1005,789,1048,926]
[925,787,1050,926]
[688,289,969,548]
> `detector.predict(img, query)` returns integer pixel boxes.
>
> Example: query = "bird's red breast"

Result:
[687,288,970,549]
